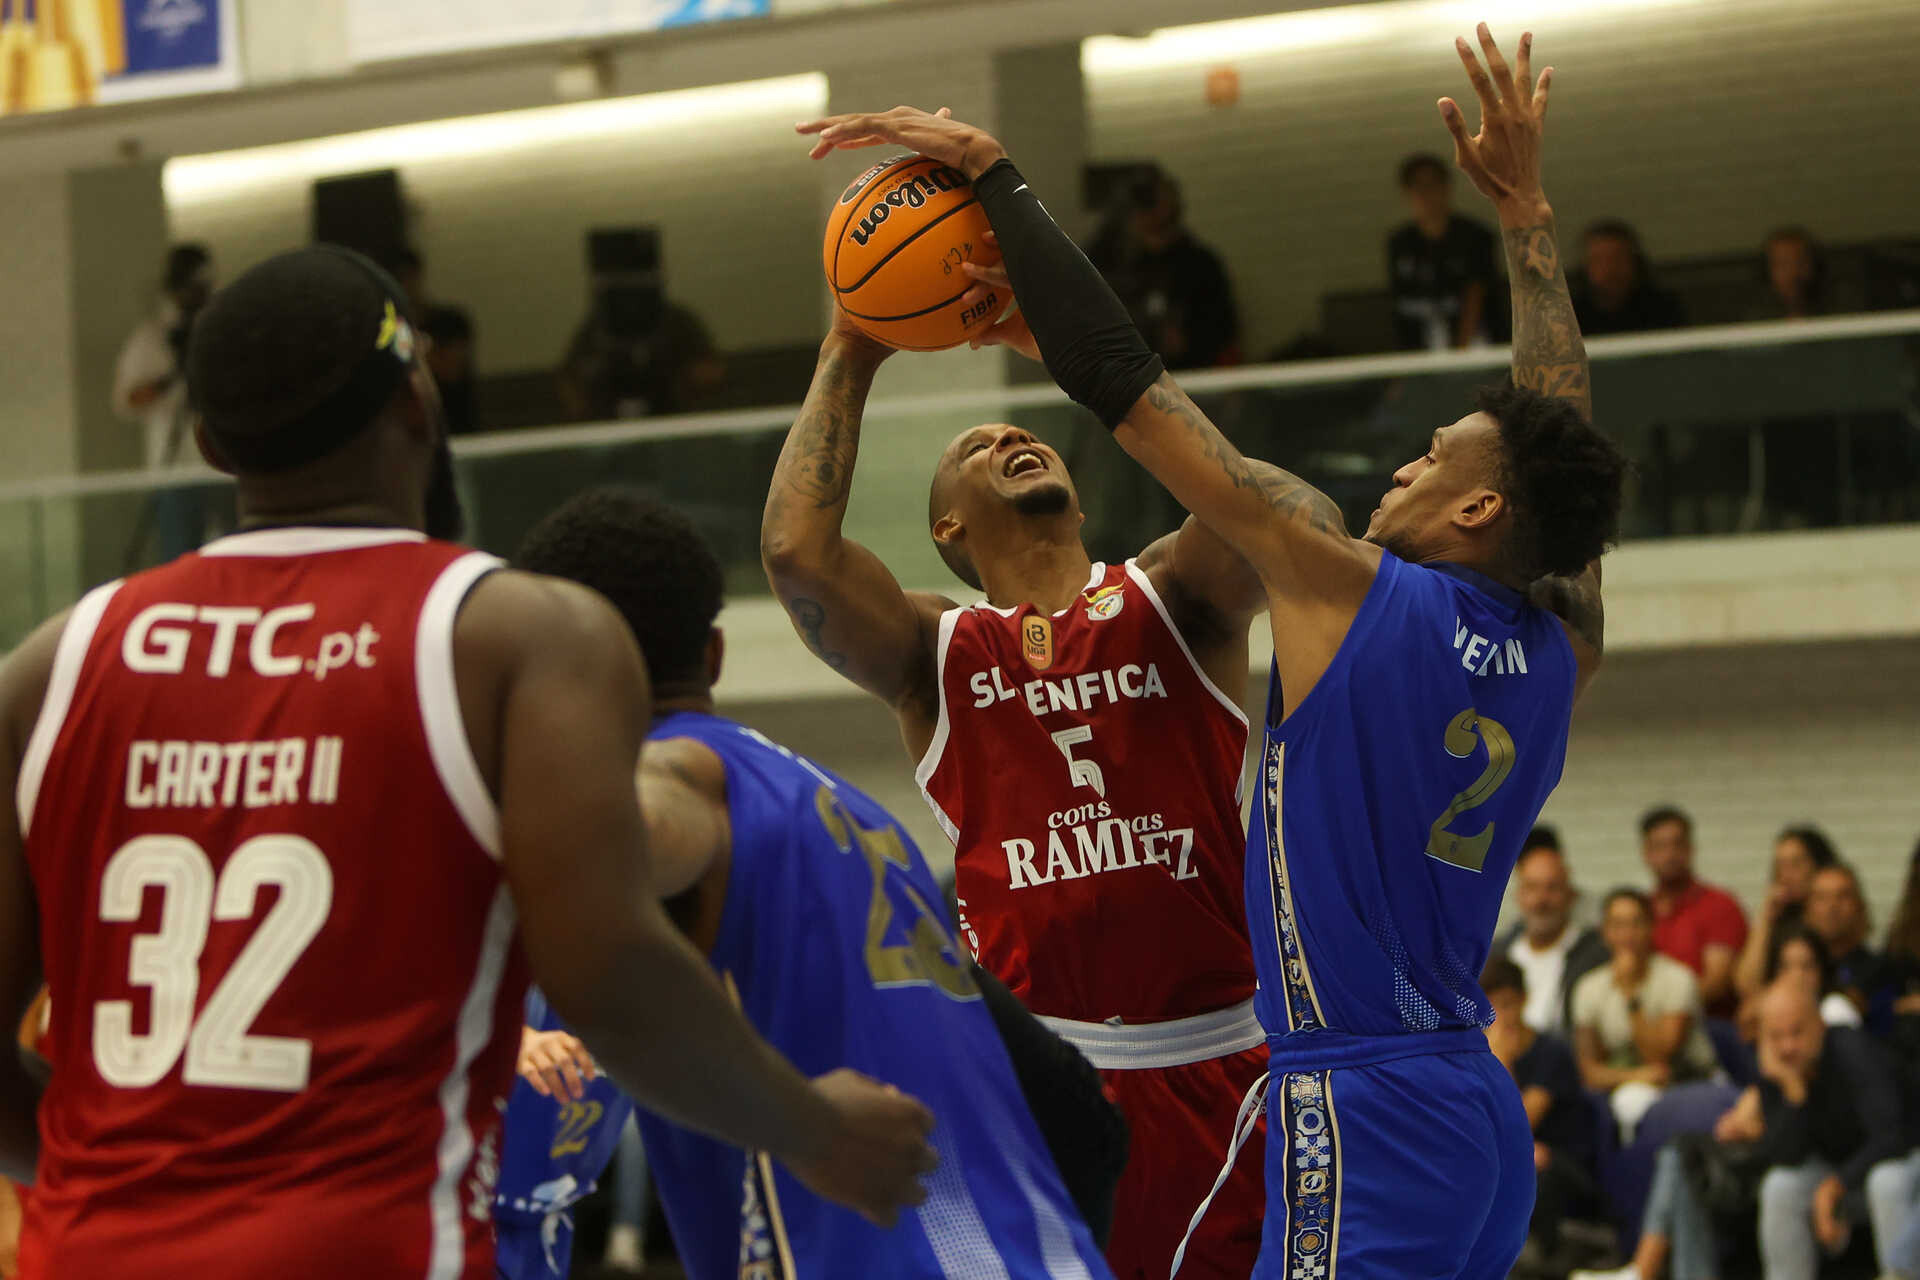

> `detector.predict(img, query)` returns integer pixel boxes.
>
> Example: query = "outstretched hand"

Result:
[959,233,1041,362]
[1438,24,1552,216]
[796,106,1008,181]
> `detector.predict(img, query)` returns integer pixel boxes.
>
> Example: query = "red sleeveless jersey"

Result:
[918,560,1255,1023]
[15,527,527,1280]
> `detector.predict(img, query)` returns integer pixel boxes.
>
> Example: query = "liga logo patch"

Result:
[1021,615,1054,671]
[1085,584,1124,621]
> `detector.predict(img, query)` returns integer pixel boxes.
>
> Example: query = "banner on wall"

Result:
[0,0,240,117]
[347,0,774,66]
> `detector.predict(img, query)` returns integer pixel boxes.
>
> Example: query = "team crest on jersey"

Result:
[1084,584,1125,621]
[1021,615,1054,671]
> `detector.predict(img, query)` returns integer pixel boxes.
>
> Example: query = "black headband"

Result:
[201,247,420,474]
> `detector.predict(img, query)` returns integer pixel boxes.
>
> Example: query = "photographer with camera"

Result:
[112,243,215,562]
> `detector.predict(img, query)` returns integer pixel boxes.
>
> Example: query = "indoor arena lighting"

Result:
[1083,0,1704,73]
[163,72,828,207]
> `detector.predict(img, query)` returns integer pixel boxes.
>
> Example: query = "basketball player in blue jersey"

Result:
[493,988,636,1279]
[800,24,1627,1278]
[516,488,1119,1280]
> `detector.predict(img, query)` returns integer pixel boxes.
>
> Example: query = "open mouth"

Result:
[1003,448,1047,478]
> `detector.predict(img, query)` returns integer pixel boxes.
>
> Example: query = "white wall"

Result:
[1085,0,1920,356]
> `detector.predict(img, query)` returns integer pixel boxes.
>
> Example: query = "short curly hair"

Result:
[515,486,724,688]
[1477,383,1628,580]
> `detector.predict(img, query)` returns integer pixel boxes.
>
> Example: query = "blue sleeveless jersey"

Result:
[493,987,634,1231]
[635,711,1110,1280]
[1248,554,1577,1059]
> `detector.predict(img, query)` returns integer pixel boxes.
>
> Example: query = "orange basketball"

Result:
[823,155,1005,351]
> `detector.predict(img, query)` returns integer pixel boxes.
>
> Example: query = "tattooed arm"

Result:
[761,321,954,726]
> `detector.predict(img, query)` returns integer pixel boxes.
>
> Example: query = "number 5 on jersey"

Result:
[95,834,333,1092]
[1050,726,1106,798]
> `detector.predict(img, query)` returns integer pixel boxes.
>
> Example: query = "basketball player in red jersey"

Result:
[763,317,1275,1277]
[0,247,936,1279]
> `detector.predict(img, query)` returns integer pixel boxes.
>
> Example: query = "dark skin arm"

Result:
[457,570,934,1226]
[0,613,63,1182]
[761,318,955,756]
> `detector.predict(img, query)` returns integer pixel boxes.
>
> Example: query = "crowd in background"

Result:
[1486,811,1920,1280]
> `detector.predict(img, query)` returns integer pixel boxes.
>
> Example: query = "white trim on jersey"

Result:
[1122,560,1251,805]
[1009,1156,1096,1280]
[426,882,517,1280]
[199,527,429,557]
[913,608,964,846]
[1035,996,1263,1071]
[416,552,505,860]
[16,579,122,836]
[971,562,1107,620]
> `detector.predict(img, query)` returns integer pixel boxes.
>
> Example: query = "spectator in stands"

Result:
[1572,220,1686,336]
[1573,888,1720,1142]
[113,243,216,562]
[1640,806,1747,1018]
[1087,166,1240,370]
[559,297,723,421]
[1753,226,1829,321]
[1763,924,1863,1030]
[386,247,480,436]
[1804,862,1891,1025]
[1483,957,1597,1272]
[1497,829,1609,1036]
[1385,152,1500,352]
[1885,837,1920,1053]
[1734,826,1837,1004]
[1576,980,1913,1280]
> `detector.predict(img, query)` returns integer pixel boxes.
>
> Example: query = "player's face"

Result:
[940,423,1079,525]
[1364,414,1499,564]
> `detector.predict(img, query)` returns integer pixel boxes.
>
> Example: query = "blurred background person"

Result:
[1761,924,1862,1030]
[1751,226,1829,321]
[1088,164,1241,370]
[112,242,214,562]
[1803,862,1891,1024]
[385,246,480,436]
[1573,889,1721,1143]
[1385,151,1499,351]
[1640,806,1747,1019]
[1483,957,1599,1276]
[1496,828,1609,1036]
[558,228,725,421]
[1572,220,1686,336]
[1734,826,1838,1007]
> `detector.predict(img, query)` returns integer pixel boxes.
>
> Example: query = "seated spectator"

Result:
[1572,220,1686,336]
[1385,152,1499,351]
[558,297,723,421]
[1760,924,1862,1030]
[1087,166,1240,370]
[1885,837,1920,1059]
[1733,826,1836,1003]
[1573,889,1721,1142]
[1575,980,1914,1280]
[1483,957,1598,1271]
[1805,862,1891,1023]
[1497,829,1609,1036]
[1751,226,1829,321]
[1640,806,1747,1018]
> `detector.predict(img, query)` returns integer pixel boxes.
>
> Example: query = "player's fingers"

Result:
[523,1064,552,1097]
[1454,37,1498,114]
[1437,98,1477,165]
[1534,67,1553,123]
[1514,31,1534,101]
[961,261,1011,289]
[934,107,952,118]
[1477,23,1519,106]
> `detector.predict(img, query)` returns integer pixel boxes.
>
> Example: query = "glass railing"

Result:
[5,311,1918,650]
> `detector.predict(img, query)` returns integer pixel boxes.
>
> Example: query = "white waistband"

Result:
[1036,998,1264,1071]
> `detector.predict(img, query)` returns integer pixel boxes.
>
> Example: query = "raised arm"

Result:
[1438,27,1606,689]
[761,317,953,728]
[463,571,935,1226]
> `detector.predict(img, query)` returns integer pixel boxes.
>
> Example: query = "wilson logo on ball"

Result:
[847,166,970,247]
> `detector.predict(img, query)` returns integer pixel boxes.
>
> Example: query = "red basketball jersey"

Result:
[918,561,1255,1023]
[15,527,527,1280]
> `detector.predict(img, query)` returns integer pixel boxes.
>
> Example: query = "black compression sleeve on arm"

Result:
[972,159,1164,429]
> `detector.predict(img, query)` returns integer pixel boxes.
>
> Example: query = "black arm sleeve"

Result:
[973,963,1129,1247]
[972,159,1164,429]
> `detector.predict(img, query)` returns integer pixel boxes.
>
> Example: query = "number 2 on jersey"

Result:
[94,834,333,1092]
[1425,708,1516,873]
[813,787,978,1000]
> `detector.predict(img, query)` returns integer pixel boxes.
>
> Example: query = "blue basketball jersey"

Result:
[635,711,1111,1280]
[493,987,635,1276]
[1248,554,1578,1056]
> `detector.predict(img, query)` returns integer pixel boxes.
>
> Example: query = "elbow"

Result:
[759,530,834,591]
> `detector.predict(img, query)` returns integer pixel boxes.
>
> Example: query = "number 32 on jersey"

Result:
[94,833,333,1093]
